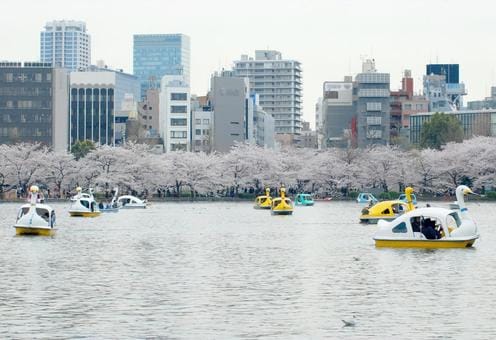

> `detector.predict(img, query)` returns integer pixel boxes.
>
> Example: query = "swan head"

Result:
[405,187,414,195]
[76,187,82,192]
[29,185,39,193]
[456,185,473,197]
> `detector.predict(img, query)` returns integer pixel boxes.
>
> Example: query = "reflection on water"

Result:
[0,201,495,339]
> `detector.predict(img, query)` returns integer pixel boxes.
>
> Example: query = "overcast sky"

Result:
[2,0,495,127]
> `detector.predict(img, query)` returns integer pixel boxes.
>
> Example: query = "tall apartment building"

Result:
[233,50,302,137]
[69,67,140,146]
[0,62,69,151]
[40,20,91,71]
[133,34,190,98]
[355,60,391,147]
[137,88,160,137]
[159,75,190,152]
[191,95,213,153]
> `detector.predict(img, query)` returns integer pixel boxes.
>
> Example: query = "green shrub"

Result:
[485,191,496,200]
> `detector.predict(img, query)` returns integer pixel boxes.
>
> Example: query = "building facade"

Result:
[0,62,69,151]
[210,73,250,153]
[410,109,496,145]
[40,20,91,71]
[69,68,140,146]
[133,34,190,98]
[468,86,496,110]
[251,93,275,148]
[321,79,355,148]
[159,75,190,152]
[355,60,391,147]
[233,50,302,136]
[425,63,466,110]
[137,88,160,138]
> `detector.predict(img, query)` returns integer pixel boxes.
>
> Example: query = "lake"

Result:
[0,201,495,339]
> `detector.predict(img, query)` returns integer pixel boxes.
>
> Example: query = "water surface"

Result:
[0,201,494,339]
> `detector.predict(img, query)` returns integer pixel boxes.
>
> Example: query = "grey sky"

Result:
[2,0,495,127]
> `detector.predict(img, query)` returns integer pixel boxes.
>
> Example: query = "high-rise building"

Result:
[69,67,140,146]
[425,63,466,110]
[355,60,391,147]
[133,34,190,98]
[159,75,190,152]
[0,62,69,151]
[40,20,91,71]
[191,95,213,153]
[251,93,275,148]
[233,50,302,137]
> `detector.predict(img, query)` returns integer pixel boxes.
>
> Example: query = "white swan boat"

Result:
[14,185,56,236]
[373,185,479,248]
[69,187,101,217]
[117,195,147,209]
[99,187,121,213]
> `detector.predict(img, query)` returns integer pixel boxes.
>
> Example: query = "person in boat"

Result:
[99,202,104,210]
[411,217,421,233]
[421,218,440,240]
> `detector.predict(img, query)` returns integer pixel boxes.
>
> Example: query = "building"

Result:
[210,72,251,153]
[133,34,190,98]
[468,86,496,110]
[409,109,496,145]
[425,64,466,110]
[355,60,391,147]
[137,88,160,138]
[321,78,356,148]
[191,95,213,153]
[389,70,429,144]
[233,50,302,138]
[299,121,318,148]
[0,62,69,151]
[252,94,275,148]
[69,67,140,146]
[40,20,91,71]
[159,75,190,152]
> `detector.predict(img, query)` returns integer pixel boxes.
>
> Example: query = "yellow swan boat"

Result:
[254,188,272,209]
[360,187,415,224]
[271,186,293,215]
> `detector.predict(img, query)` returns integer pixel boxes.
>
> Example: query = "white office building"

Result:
[159,75,190,151]
[40,20,91,71]
[233,50,302,136]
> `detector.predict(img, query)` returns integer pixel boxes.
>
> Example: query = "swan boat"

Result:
[117,195,147,209]
[14,185,56,236]
[373,185,479,248]
[254,188,272,209]
[69,187,101,217]
[295,193,314,206]
[271,186,294,215]
[356,192,378,204]
[360,187,416,224]
[99,187,121,213]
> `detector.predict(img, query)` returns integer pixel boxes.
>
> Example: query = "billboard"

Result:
[323,82,353,105]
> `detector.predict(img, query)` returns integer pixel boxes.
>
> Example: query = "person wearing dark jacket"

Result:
[421,219,438,239]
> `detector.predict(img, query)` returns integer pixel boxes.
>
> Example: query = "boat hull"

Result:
[271,210,293,215]
[296,202,314,206]
[360,217,396,224]
[374,237,477,248]
[69,211,101,217]
[15,226,55,236]
[254,205,271,210]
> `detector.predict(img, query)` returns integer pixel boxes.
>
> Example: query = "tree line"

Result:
[0,136,495,200]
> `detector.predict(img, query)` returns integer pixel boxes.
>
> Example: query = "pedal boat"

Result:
[117,195,147,209]
[254,188,272,209]
[271,186,293,215]
[360,187,415,224]
[69,187,101,217]
[14,185,56,236]
[356,192,378,204]
[100,187,121,213]
[373,185,479,248]
[295,193,314,206]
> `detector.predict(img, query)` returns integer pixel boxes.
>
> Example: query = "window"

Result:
[171,131,187,138]
[202,129,209,135]
[195,119,201,125]
[171,93,187,101]
[171,118,187,126]
[392,222,407,233]
[171,105,187,113]
[195,129,201,135]
[203,119,210,125]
